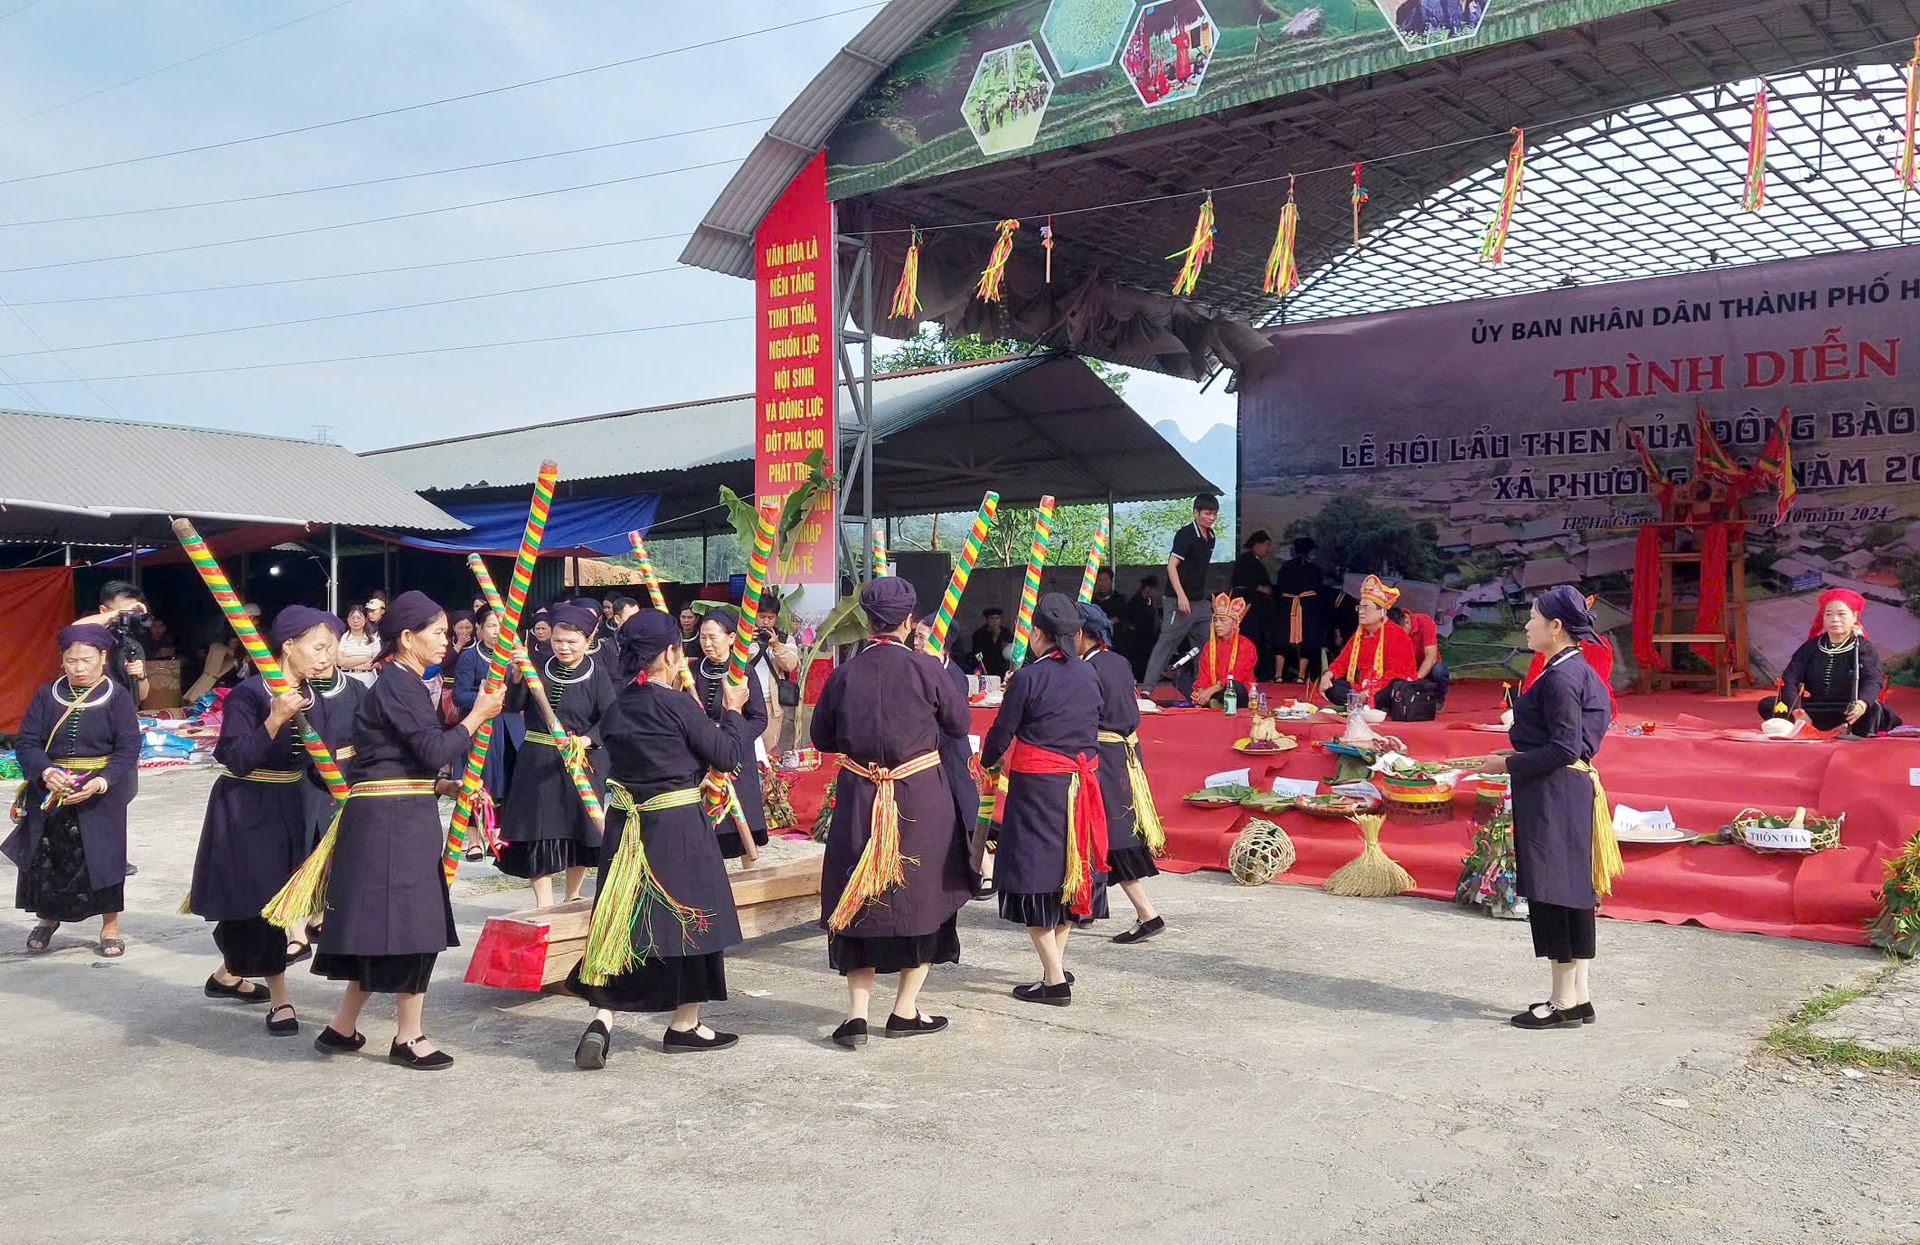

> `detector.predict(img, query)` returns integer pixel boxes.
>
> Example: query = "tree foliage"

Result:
[878,323,1128,395]
[1283,490,1444,582]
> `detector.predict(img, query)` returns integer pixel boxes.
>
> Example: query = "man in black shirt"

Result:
[964,608,1012,678]
[74,580,151,703]
[1120,575,1164,681]
[1141,494,1220,697]
[1088,568,1124,627]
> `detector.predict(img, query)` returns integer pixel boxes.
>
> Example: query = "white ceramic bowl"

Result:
[1759,717,1796,737]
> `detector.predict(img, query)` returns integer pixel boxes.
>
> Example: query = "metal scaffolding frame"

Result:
[834,227,877,588]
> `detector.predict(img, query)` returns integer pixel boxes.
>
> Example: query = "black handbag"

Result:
[776,678,801,708]
[1383,679,1438,722]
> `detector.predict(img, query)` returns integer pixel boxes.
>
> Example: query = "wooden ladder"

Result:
[1638,527,1750,698]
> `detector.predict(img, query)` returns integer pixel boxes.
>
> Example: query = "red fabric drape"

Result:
[1692,522,1731,665]
[1630,526,1663,671]
[1007,739,1108,917]
[0,568,74,732]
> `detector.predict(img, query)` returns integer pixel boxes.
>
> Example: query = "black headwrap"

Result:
[618,609,682,681]
[56,623,114,653]
[1535,584,1600,643]
[378,590,444,645]
[1033,592,1083,643]
[546,604,598,637]
[270,604,344,649]
[698,607,739,636]
[1076,601,1113,643]
[860,576,916,630]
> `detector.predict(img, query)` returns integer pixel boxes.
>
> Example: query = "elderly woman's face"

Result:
[401,614,449,668]
[62,643,107,686]
[549,624,587,666]
[1356,599,1387,628]
[697,619,731,663]
[1823,601,1858,639]
[1524,604,1560,653]
[283,626,337,681]
[531,620,551,643]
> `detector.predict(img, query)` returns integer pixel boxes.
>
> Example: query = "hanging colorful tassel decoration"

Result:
[975,218,1019,303]
[889,228,922,320]
[1478,127,1526,265]
[1899,37,1920,190]
[1169,193,1216,296]
[1262,176,1300,296]
[1041,215,1054,283]
[1350,162,1369,248]
[1743,82,1768,212]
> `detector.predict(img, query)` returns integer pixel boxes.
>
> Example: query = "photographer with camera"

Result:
[749,601,800,753]
[71,581,151,877]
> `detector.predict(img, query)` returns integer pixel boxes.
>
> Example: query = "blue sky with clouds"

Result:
[0,0,1233,448]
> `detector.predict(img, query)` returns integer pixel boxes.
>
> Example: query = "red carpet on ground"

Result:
[782,680,1919,946]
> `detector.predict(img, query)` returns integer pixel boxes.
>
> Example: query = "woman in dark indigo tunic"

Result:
[568,609,752,1068]
[812,577,971,1048]
[4,624,140,957]
[1480,586,1616,1031]
[496,603,612,907]
[1757,589,1902,737]
[912,609,991,899]
[690,610,770,859]
[288,632,363,960]
[188,605,345,1036]
[980,593,1107,1007]
[1075,602,1164,945]
[310,591,504,1070]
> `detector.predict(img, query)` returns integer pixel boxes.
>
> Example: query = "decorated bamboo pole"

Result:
[1006,496,1056,667]
[926,490,998,662]
[626,529,669,612]
[871,527,888,578]
[1076,519,1109,605]
[442,462,557,879]
[469,555,603,828]
[171,519,347,801]
[727,500,780,687]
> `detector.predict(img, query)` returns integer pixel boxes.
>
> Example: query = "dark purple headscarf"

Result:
[546,604,598,637]
[1535,584,1599,643]
[56,623,114,653]
[378,590,444,645]
[618,609,682,681]
[860,576,916,630]
[270,605,344,650]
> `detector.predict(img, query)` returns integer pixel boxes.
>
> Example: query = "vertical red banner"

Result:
[754,150,835,586]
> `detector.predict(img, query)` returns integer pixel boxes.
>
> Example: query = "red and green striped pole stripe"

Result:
[442,461,557,879]
[726,500,779,687]
[171,519,348,801]
[1077,518,1109,605]
[871,526,888,578]
[468,555,603,826]
[626,530,669,612]
[926,490,997,662]
[1006,496,1055,667]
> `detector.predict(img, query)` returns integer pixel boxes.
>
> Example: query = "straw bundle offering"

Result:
[1322,813,1415,897]
[1227,818,1296,886]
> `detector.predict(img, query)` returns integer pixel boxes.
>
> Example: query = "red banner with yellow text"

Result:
[754,151,835,587]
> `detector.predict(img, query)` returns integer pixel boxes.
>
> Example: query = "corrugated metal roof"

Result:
[0,408,464,542]
[678,0,960,279]
[364,353,1217,520]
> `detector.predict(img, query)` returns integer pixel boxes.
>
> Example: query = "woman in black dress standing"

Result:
[290,619,362,961]
[912,608,991,900]
[310,591,503,1069]
[1076,602,1164,945]
[569,610,751,1067]
[979,594,1107,1006]
[812,578,972,1048]
[495,603,612,907]
[1479,585,1618,1030]
[1232,530,1278,681]
[4,624,140,957]
[1272,536,1329,685]
[690,610,769,859]
[187,605,345,1036]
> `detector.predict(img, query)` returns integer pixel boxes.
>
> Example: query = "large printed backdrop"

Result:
[1239,245,1920,684]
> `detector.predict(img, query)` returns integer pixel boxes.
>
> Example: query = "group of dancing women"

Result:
[5,577,1167,1070]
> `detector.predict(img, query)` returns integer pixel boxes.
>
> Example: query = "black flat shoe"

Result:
[314,1025,366,1055]
[664,1025,738,1053]
[388,1037,454,1070]
[25,923,55,954]
[266,1004,299,1037]
[205,975,271,1003]
[1012,981,1071,1007]
[885,1012,949,1038]
[831,1018,868,1048]
[1509,1003,1581,1030]
[1569,1002,1596,1025]
[1112,916,1165,944]
[284,939,313,965]
[971,883,994,900]
[575,1020,610,1070]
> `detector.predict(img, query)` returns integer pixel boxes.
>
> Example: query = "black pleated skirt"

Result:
[998,887,1108,929]
[566,950,727,1013]
[716,826,771,860]
[1527,900,1597,961]
[1105,846,1160,883]
[828,915,961,975]
[493,837,595,879]
[311,951,438,994]
[213,916,288,978]
[15,807,123,921]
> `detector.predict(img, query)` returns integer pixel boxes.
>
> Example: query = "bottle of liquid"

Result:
[1223,681,1238,717]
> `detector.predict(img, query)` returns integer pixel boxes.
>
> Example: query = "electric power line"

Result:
[0,263,694,358]
[11,315,754,383]
[0,156,744,276]
[0,115,776,228]
[0,4,881,188]
[0,0,45,22]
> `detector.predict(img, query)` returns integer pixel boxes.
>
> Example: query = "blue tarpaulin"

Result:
[390,492,660,556]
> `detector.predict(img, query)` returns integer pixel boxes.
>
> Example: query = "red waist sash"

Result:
[1006,740,1108,917]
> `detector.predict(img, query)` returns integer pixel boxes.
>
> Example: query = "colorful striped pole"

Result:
[469,555,603,827]
[171,519,347,801]
[1077,518,1110,604]
[926,491,997,662]
[443,461,557,879]
[871,527,888,578]
[726,500,779,688]
[1007,496,1056,667]
[626,529,669,612]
